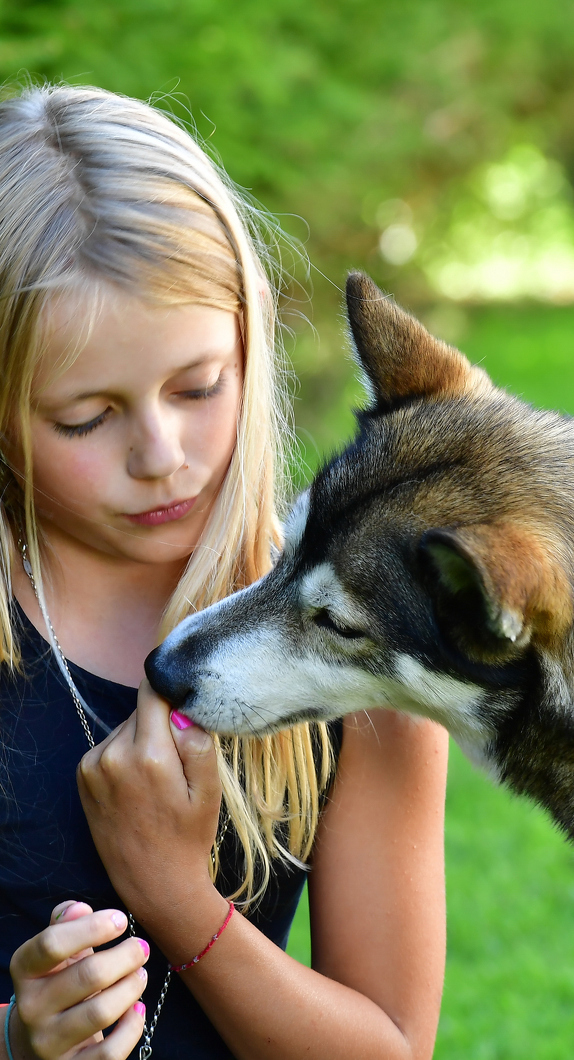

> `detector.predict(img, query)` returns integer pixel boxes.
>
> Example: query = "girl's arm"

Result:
[79,687,448,1060]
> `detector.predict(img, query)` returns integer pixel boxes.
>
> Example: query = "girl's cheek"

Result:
[34,441,112,505]
[198,396,239,460]
[65,449,108,485]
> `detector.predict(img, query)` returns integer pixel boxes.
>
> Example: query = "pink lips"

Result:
[125,497,197,526]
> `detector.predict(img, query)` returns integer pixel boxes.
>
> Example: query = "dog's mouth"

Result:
[194,704,330,737]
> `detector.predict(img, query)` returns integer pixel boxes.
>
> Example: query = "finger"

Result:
[78,718,135,778]
[47,967,147,1055]
[40,936,149,1015]
[51,901,93,925]
[58,1001,146,1060]
[11,909,128,979]
[49,902,96,967]
[133,678,176,749]
[169,710,221,801]
[77,719,139,812]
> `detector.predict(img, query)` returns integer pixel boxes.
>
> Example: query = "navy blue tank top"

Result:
[0,607,341,1058]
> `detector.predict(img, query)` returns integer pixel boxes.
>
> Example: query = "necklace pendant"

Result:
[139,1046,153,1059]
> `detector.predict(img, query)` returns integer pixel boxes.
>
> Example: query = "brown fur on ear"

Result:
[422,523,572,647]
[346,272,491,407]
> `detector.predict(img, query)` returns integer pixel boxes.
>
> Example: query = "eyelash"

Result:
[181,377,225,402]
[52,377,225,439]
[54,408,112,438]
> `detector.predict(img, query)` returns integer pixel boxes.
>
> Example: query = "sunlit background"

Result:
[3,1,574,1055]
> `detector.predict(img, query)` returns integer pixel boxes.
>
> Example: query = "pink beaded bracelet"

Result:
[168,902,235,973]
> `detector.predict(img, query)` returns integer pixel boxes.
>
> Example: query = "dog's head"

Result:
[146,274,574,760]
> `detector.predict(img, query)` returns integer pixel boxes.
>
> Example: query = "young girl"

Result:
[0,84,448,1060]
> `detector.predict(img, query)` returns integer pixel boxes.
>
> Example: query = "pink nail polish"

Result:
[136,938,150,958]
[134,1001,146,1018]
[171,710,194,730]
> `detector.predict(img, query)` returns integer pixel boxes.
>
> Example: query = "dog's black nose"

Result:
[144,646,188,707]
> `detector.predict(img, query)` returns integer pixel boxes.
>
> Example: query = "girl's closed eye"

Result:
[52,376,226,439]
[53,407,113,438]
[180,375,225,401]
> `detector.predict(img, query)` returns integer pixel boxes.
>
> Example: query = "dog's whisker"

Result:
[362,711,381,746]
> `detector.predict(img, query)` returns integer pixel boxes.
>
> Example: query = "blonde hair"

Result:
[0,83,333,905]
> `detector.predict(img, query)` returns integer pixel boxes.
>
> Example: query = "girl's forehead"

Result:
[35,290,242,398]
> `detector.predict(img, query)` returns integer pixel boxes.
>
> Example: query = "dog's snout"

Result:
[144,645,189,707]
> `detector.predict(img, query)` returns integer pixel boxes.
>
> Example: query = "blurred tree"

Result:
[2,0,574,300]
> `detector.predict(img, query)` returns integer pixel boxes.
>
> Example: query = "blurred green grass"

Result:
[287,302,574,1058]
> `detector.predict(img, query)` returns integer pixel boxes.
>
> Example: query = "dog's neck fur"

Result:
[494,655,574,835]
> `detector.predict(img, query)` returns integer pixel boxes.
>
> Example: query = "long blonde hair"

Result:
[0,83,333,905]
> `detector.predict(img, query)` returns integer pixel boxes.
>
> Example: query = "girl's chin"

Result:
[35,504,211,562]
[109,533,199,563]
[38,521,197,563]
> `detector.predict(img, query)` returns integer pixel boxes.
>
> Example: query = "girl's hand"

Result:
[76,680,225,941]
[8,900,147,1060]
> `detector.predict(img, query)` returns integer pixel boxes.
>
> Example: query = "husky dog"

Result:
[146,273,574,837]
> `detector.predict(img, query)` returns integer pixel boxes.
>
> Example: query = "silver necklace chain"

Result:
[19,542,230,1059]
[20,543,97,750]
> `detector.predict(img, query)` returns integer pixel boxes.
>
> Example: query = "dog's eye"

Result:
[312,609,365,640]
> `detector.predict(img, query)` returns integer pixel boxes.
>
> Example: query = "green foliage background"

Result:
[4,0,574,298]
[3,2,574,1055]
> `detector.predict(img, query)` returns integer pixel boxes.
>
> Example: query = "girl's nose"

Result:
[127,413,186,480]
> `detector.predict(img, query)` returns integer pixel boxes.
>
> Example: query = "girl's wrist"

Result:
[3,1003,37,1060]
[107,858,217,929]
[147,884,231,969]
[168,902,234,972]
[2,1000,15,1060]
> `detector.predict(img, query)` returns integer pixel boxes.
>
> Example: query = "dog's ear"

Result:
[346,272,490,409]
[419,523,572,657]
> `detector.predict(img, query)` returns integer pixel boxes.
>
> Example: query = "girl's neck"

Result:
[12,527,188,687]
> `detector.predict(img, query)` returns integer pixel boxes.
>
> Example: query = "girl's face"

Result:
[19,290,243,566]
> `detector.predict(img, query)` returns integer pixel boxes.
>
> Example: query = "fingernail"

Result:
[54,899,81,921]
[134,1001,146,1018]
[136,938,150,958]
[111,911,127,931]
[171,710,194,730]
[137,966,148,981]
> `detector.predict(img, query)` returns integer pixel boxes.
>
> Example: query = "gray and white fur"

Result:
[146,272,574,839]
